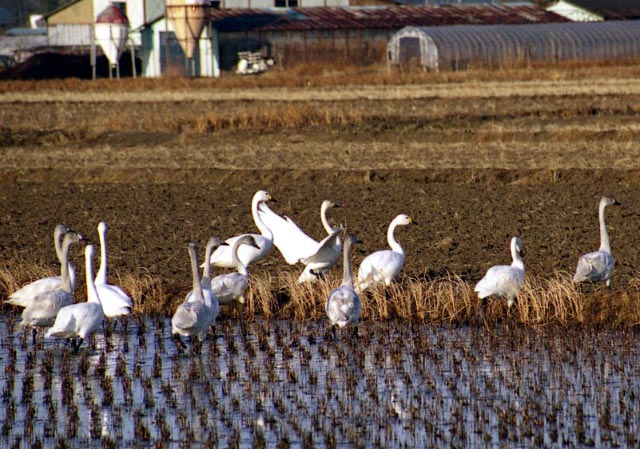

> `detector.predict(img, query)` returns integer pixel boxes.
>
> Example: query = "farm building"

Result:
[5,1,580,78]
[210,4,568,71]
[546,0,640,22]
[388,20,640,71]
[46,0,121,46]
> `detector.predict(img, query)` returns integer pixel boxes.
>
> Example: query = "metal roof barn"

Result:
[210,5,568,70]
[388,20,640,71]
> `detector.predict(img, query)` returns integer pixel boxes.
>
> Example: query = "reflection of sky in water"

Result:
[1,316,639,448]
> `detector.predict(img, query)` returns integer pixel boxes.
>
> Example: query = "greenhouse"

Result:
[388,20,640,71]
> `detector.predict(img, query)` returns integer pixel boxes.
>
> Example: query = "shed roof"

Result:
[551,0,640,20]
[210,4,569,33]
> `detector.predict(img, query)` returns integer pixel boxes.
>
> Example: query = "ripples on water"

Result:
[0,315,639,448]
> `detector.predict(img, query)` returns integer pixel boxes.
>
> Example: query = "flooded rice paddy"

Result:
[0,315,639,448]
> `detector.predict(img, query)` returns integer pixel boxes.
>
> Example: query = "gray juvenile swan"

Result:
[172,242,214,352]
[186,236,227,327]
[7,224,78,308]
[19,231,83,343]
[573,196,621,287]
[325,234,362,340]
[211,235,260,305]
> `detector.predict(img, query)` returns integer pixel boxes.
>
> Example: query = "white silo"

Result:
[95,4,130,79]
[165,0,209,76]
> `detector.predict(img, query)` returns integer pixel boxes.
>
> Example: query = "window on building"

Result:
[275,0,298,7]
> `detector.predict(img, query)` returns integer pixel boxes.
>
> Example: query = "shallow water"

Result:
[0,315,639,448]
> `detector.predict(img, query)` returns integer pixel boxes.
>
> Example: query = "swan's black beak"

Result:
[613,199,622,206]
[333,203,342,209]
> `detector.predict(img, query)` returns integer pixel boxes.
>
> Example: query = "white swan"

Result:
[573,196,621,287]
[186,236,226,323]
[258,199,344,283]
[94,222,133,319]
[45,244,105,352]
[326,234,362,339]
[474,236,525,308]
[356,214,416,292]
[211,235,260,305]
[206,190,274,268]
[19,231,82,341]
[6,224,78,308]
[172,242,214,352]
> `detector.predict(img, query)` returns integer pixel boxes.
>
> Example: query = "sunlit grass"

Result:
[2,262,639,327]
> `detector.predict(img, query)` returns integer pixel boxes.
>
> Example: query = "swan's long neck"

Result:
[320,202,334,235]
[598,203,611,254]
[60,236,73,292]
[510,242,524,271]
[54,225,65,263]
[202,241,214,281]
[232,239,249,276]
[96,225,108,283]
[387,219,404,254]
[252,198,273,239]
[190,245,204,302]
[85,248,101,305]
[341,237,354,288]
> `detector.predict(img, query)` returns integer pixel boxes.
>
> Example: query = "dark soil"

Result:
[0,51,141,80]
[0,168,637,301]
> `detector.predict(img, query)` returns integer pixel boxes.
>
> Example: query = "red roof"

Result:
[211,5,569,33]
[96,5,129,24]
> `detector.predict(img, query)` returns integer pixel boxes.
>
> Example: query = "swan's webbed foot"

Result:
[32,328,38,345]
[352,325,359,339]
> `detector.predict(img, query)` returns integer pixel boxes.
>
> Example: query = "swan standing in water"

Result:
[356,214,417,292]
[45,244,105,353]
[326,234,362,339]
[94,222,133,323]
[172,242,214,352]
[573,196,621,287]
[19,231,83,343]
[186,236,227,326]
[211,235,260,305]
[474,236,525,308]
[258,199,344,283]
[7,224,79,308]
[206,190,274,268]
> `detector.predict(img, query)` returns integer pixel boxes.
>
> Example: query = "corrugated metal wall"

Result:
[48,24,93,46]
[388,21,640,71]
[217,28,391,70]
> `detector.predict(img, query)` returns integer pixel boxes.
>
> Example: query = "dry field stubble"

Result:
[1,64,640,326]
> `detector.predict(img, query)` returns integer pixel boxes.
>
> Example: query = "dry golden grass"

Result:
[1,262,639,328]
[0,263,57,302]
[3,58,640,94]
[119,268,169,316]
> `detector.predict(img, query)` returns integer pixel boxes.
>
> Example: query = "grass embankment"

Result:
[2,265,639,328]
